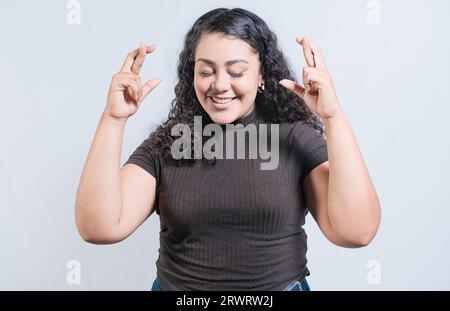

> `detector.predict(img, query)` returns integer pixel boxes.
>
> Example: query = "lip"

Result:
[210,96,235,100]
[208,96,237,110]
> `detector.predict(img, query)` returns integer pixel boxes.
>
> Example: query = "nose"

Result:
[211,72,231,93]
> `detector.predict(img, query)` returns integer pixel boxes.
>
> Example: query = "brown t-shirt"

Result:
[124,105,328,290]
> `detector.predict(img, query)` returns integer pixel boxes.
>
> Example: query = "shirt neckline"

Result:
[218,106,259,131]
[231,107,257,126]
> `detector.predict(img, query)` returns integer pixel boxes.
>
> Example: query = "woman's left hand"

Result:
[279,37,342,120]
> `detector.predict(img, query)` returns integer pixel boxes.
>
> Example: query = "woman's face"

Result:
[194,32,263,125]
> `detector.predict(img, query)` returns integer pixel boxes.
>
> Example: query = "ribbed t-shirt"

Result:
[124,105,328,290]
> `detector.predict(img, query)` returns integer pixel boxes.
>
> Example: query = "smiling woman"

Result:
[75,7,380,291]
[193,34,261,125]
[141,8,324,168]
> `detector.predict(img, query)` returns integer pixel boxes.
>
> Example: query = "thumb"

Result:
[140,78,161,101]
[279,79,305,99]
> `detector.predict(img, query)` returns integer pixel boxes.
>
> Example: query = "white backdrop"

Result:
[1,0,449,290]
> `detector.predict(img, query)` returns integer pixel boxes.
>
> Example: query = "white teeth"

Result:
[211,97,235,104]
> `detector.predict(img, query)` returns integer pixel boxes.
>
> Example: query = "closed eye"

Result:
[199,72,212,77]
[198,71,244,78]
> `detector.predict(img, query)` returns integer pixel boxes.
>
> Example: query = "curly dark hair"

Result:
[148,7,325,166]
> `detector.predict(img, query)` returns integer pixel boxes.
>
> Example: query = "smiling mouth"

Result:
[209,96,237,104]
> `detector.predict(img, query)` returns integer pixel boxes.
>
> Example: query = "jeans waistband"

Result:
[151,277,311,291]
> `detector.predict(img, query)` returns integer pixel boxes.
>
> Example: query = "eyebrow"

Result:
[195,58,249,66]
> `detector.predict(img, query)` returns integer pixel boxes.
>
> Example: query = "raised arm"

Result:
[75,44,161,244]
[280,37,381,247]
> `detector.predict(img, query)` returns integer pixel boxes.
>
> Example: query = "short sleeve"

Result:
[290,121,328,180]
[124,138,157,179]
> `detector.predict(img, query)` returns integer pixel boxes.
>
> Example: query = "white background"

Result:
[1,0,449,290]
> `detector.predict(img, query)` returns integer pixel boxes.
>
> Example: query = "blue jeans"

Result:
[151,277,311,291]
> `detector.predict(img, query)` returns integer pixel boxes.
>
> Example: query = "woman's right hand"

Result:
[103,43,161,121]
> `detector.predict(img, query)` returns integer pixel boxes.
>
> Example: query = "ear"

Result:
[258,73,264,85]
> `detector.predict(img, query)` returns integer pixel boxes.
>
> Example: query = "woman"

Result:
[75,8,381,291]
